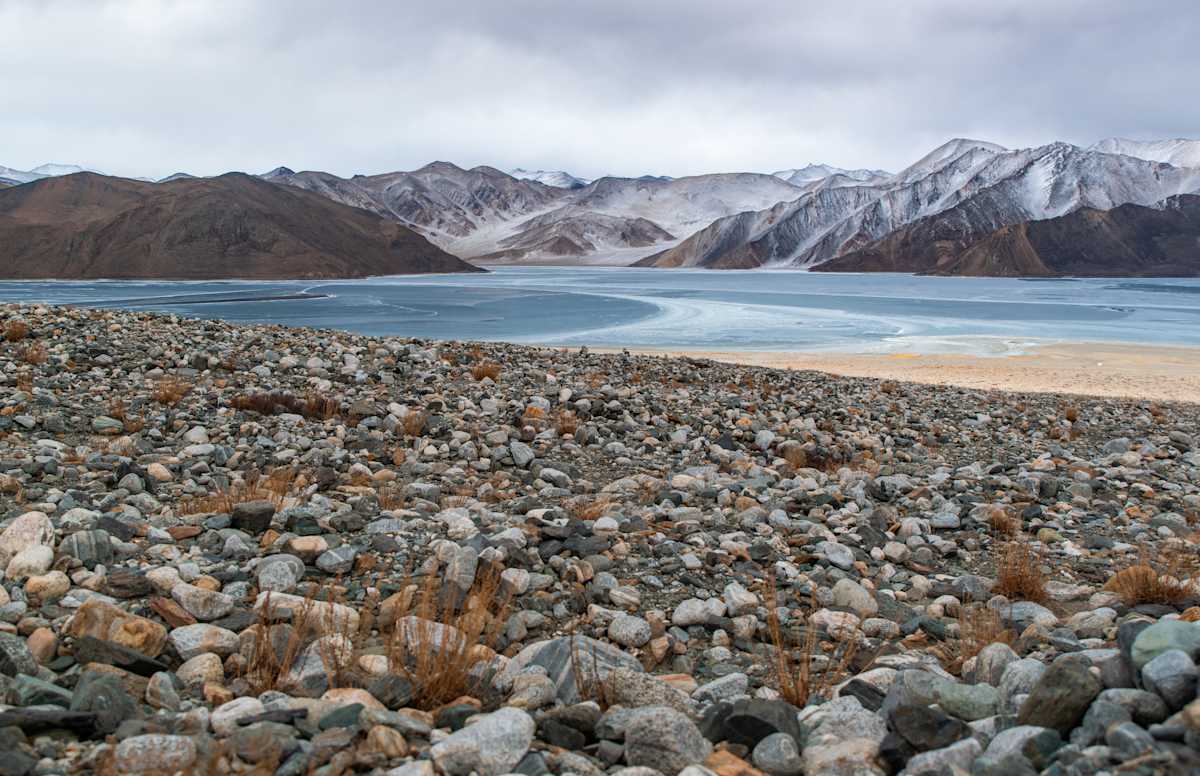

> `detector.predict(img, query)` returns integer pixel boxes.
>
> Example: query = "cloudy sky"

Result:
[2,0,1197,180]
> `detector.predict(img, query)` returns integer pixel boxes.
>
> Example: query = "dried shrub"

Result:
[470,362,502,381]
[402,411,427,437]
[3,320,29,342]
[377,484,406,512]
[230,391,339,420]
[521,405,545,425]
[985,505,1020,537]
[1062,404,1080,424]
[570,496,613,521]
[241,590,317,695]
[554,410,580,437]
[107,399,145,433]
[1104,547,1198,606]
[385,564,512,710]
[763,574,860,707]
[935,605,1016,675]
[152,375,193,406]
[992,540,1047,603]
[17,342,47,365]
[176,468,294,515]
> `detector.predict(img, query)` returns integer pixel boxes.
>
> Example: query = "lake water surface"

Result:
[1,268,1198,355]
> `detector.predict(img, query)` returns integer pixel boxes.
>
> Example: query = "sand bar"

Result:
[609,341,1200,403]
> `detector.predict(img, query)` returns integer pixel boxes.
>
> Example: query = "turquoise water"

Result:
[1,267,1199,354]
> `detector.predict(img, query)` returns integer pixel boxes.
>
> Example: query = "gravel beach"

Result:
[0,303,1199,775]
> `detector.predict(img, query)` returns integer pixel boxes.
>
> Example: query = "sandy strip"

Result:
[606,342,1200,403]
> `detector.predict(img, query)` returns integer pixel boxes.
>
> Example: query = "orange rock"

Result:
[323,687,385,710]
[67,599,168,657]
[660,673,699,695]
[706,749,767,776]
[150,597,197,628]
[204,682,234,705]
[193,576,221,592]
[27,627,58,664]
[365,725,409,758]
[167,525,202,541]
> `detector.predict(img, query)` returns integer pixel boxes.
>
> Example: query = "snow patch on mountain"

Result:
[772,164,892,187]
[509,168,590,189]
[1091,138,1200,169]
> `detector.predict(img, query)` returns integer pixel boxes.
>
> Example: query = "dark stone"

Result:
[878,732,916,773]
[704,698,804,749]
[9,675,72,707]
[513,752,549,776]
[72,636,167,677]
[540,718,587,750]
[231,500,276,534]
[0,634,38,678]
[0,709,98,736]
[367,674,414,710]
[435,704,478,731]
[96,514,139,542]
[318,703,364,730]
[840,677,887,711]
[0,725,35,776]
[104,568,153,599]
[889,704,969,752]
[69,672,140,735]
[237,708,308,726]
[1018,659,1103,734]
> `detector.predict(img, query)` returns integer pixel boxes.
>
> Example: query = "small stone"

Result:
[752,732,803,776]
[114,734,197,773]
[429,707,535,776]
[231,500,276,534]
[1140,649,1198,711]
[625,706,712,774]
[1017,659,1102,734]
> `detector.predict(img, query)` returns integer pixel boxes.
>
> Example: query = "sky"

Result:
[2,0,1198,180]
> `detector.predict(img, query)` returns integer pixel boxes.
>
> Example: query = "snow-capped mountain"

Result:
[509,168,590,189]
[157,172,196,183]
[1090,138,1200,169]
[267,163,803,262]
[639,139,1200,269]
[0,163,104,184]
[772,163,892,187]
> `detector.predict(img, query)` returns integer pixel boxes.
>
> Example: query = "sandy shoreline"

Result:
[602,342,1200,403]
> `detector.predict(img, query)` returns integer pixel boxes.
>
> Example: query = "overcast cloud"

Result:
[1,0,1197,179]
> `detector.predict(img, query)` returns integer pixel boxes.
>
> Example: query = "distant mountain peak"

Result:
[509,168,590,189]
[261,166,296,179]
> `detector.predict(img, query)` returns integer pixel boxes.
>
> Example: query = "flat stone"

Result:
[429,707,535,776]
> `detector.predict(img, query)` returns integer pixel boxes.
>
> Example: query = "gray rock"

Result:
[114,734,197,772]
[831,578,878,617]
[1017,658,1102,734]
[998,659,1046,714]
[608,614,652,648]
[624,706,712,774]
[171,582,235,621]
[1130,620,1200,671]
[934,681,999,721]
[0,631,38,677]
[58,529,114,569]
[903,737,981,775]
[499,636,643,704]
[430,707,535,776]
[608,668,693,713]
[231,500,276,534]
[1140,648,1198,711]
[752,732,803,776]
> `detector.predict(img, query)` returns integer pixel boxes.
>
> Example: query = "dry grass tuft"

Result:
[385,564,512,710]
[3,320,29,342]
[177,468,294,515]
[230,391,339,420]
[985,505,1020,536]
[763,574,860,708]
[152,375,193,406]
[1104,547,1198,607]
[554,409,580,437]
[401,411,427,437]
[470,361,502,381]
[993,539,1047,603]
[934,605,1016,675]
[17,342,47,365]
[521,405,545,425]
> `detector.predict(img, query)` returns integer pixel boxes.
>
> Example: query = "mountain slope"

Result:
[639,140,1200,269]
[772,163,892,187]
[0,172,481,279]
[269,163,803,263]
[509,168,590,189]
[1091,138,1200,169]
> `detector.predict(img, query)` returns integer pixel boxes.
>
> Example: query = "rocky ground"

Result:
[0,303,1199,776]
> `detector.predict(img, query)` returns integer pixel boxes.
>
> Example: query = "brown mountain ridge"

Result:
[0,172,482,279]
[814,195,1200,277]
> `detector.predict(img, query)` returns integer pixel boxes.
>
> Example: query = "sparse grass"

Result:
[569,496,613,521]
[993,539,1048,603]
[230,391,339,420]
[107,399,145,433]
[15,370,33,394]
[17,342,47,365]
[384,564,512,710]
[377,484,406,512]
[241,590,317,695]
[554,409,580,437]
[1062,404,1080,424]
[1104,546,1198,606]
[935,605,1016,676]
[401,411,427,437]
[3,320,29,342]
[521,405,545,425]
[985,505,1020,536]
[152,375,192,406]
[470,361,502,381]
[176,468,294,515]
[763,574,860,708]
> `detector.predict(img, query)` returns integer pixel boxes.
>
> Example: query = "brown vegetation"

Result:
[384,564,512,710]
[3,319,29,342]
[230,391,339,420]
[17,342,47,365]
[554,410,580,436]
[470,361,502,381]
[152,375,193,406]
[176,468,294,515]
[401,411,427,437]
[992,539,1048,603]
[763,575,860,707]
[935,605,1016,675]
[1104,547,1198,606]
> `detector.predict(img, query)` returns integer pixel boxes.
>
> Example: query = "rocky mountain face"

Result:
[509,168,590,189]
[0,172,481,279]
[267,163,804,263]
[772,163,892,188]
[639,139,1200,270]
